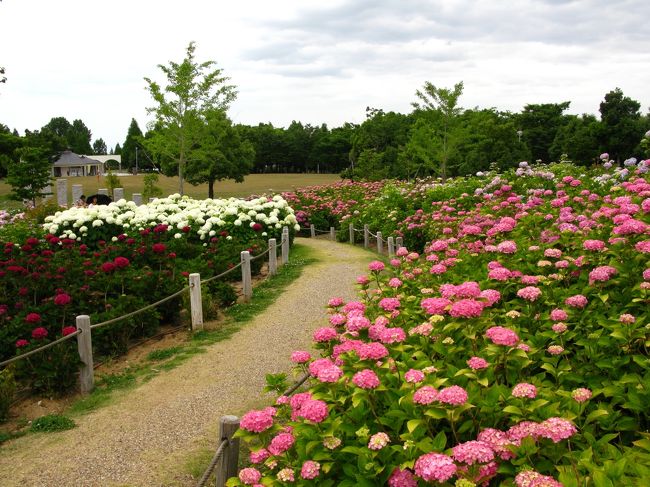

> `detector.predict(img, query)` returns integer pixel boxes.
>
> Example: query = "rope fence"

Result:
[0,329,81,368]
[1,228,296,397]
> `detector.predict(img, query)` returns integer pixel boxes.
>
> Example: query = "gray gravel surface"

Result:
[0,237,374,487]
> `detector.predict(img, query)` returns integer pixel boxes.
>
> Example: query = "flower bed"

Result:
[1,194,300,394]
[231,164,650,485]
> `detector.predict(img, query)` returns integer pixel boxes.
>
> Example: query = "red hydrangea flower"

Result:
[62,326,77,336]
[25,312,41,324]
[31,327,48,339]
[101,262,116,273]
[54,293,72,306]
[113,256,130,268]
[152,243,166,253]
[16,339,29,348]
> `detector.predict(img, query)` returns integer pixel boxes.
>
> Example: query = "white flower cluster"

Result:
[43,194,300,241]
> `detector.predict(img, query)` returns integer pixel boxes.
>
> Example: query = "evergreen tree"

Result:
[92,138,107,155]
[121,118,143,169]
[599,88,643,162]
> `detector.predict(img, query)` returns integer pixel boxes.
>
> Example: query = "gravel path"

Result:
[0,238,374,487]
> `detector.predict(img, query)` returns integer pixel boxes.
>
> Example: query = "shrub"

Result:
[30,413,75,432]
[0,367,16,422]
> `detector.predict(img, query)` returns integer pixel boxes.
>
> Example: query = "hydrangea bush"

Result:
[1,194,299,393]
[232,161,650,485]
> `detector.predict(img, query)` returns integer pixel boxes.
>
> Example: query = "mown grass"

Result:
[0,173,340,205]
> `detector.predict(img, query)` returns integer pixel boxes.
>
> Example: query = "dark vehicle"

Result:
[85,194,113,205]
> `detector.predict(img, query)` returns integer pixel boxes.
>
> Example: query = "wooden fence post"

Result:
[189,273,203,331]
[377,232,383,254]
[76,315,94,394]
[281,227,289,265]
[268,238,277,276]
[310,224,315,238]
[364,224,369,249]
[349,223,354,244]
[387,236,395,258]
[215,415,240,487]
[330,227,335,240]
[241,251,252,302]
[396,236,403,248]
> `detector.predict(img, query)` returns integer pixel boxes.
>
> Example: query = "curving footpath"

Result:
[0,237,375,487]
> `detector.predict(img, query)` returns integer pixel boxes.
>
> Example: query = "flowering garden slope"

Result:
[0,194,300,394]
[231,162,650,485]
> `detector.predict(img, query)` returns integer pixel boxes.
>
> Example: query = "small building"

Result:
[52,150,104,177]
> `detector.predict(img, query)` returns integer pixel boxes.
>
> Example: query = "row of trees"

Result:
[1,42,649,199]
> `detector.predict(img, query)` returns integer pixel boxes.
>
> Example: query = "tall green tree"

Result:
[121,118,143,169]
[549,114,601,165]
[68,119,93,154]
[517,102,570,163]
[92,138,107,155]
[7,147,52,206]
[144,42,237,195]
[599,88,644,162]
[114,143,122,155]
[0,124,22,178]
[411,81,464,179]
[185,110,255,198]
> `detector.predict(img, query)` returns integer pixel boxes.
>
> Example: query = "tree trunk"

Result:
[208,179,214,199]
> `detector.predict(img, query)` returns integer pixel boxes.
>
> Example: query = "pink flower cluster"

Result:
[485,326,519,346]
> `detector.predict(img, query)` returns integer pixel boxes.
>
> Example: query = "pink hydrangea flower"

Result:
[538,417,577,443]
[297,399,328,423]
[249,449,270,464]
[276,468,294,482]
[405,369,425,383]
[552,323,568,333]
[512,383,537,399]
[565,295,588,308]
[368,260,385,272]
[388,277,403,287]
[517,286,542,301]
[550,309,568,321]
[268,432,295,455]
[467,356,489,370]
[368,432,390,450]
[619,314,636,324]
[452,440,495,465]
[352,369,380,389]
[290,351,311,363]
[547,345,564,355]
[497,240,517,254]
[327,297,344,307]
[421,297,451,315]
[240,409,275,433]
[379,297,401,311]
[388,467,417,487]
[414,452,457,482]
[571,388,592,403]
[313,327,337,342]
[583,239,606,251]
[588,265,617,284]
[477,428,516,460]
[437,385,468,406]
[413,385,438,405]
[239,467,262,485]
[515,470,562,487]
[300,461,320,480]
[329,313,346,326]
[449,299,484,318]
[485,326,519,346]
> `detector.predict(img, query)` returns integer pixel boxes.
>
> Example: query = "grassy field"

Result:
[0,173,340,209]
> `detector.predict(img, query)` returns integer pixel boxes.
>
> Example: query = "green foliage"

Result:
[144,41,238,195]
[24,198,61,224]
[92,138,107,155]
[146,346,183,362]
[599,87,644,162]
[6,147,53,206]
[142,173,163,200]
[121,118,143,170]
[0,367,16,422]
[30,414,75,432]
[104,171,122,194]
[518,102,571,163]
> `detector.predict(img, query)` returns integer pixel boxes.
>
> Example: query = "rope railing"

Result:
[200,262,243,285]
[196,438,229,487]
[90,286,190,330]
[0,329,81,368]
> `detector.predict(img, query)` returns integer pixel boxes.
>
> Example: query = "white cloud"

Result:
[0,0,648,150]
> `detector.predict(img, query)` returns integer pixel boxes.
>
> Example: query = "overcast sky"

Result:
[1,0,649,151]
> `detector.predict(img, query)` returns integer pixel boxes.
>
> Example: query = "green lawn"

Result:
[0,173,341,208]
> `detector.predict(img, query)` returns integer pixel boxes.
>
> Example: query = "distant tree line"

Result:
[1,86,648,183]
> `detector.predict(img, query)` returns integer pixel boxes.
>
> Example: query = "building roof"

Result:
[53,150,103,167]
